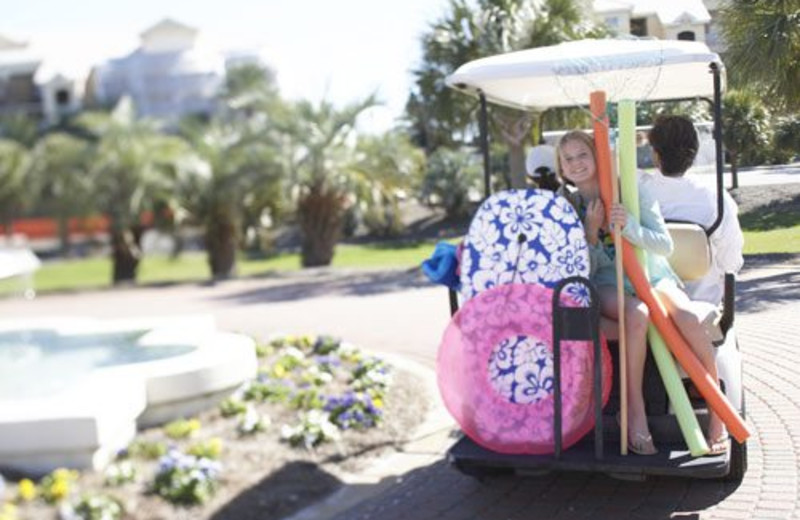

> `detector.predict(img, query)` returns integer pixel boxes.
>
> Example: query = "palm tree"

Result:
[177,119,284,278]
[421,146,483,219]
[0,113,38,148]
[720,0,800,111]
[722,89,771,184]
[349,131,426,237]
[77,98,189,284]
[30,133,93,256]
[0,139,30,236]
[408,0,601,188]
[174,63,287,277]
[282,96,378,267]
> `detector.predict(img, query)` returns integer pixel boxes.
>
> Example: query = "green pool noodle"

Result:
[617,99,709,456]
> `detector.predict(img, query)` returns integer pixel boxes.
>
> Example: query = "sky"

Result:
[2,0,451,132]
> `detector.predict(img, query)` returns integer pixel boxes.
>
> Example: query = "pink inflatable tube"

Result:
[437,283,612,455]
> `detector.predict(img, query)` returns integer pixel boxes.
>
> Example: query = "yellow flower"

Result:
[1,502,18,520]
[272,363,287,378]
[47,479,69,502]
[372,397,384,409]
[16,479,36,501]
[52,468,78,482]
[209,437,223,455]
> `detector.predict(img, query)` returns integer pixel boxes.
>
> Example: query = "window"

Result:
[630,17,647,37]
[678,30,696,41]
[55,89,70,105]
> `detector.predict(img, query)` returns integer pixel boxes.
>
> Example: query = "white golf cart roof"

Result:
[446,38,725,111]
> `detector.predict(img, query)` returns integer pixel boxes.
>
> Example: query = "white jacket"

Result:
[639,170,744,305]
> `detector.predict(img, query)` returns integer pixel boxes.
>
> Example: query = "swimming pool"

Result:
[0,315,257,476]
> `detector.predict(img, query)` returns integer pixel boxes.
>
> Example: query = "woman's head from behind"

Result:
[647,115,698,176]
[556,130,597,187]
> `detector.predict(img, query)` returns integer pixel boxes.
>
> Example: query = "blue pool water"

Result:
[0,329,195,400]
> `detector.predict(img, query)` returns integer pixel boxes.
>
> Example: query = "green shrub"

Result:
[187,438,224,459]
[164,418,201,440]
[67,494,124,520]
[103,461,136,486]
[127,439,167,460]
[152,449,221,506]
[219,397,248,417]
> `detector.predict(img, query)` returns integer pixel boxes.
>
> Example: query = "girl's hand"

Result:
[608,203,628,231]
[584,199,605,245]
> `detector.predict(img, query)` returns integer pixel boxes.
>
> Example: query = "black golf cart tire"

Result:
[725,389,748,482]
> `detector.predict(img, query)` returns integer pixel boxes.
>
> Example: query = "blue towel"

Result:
[421,242,460,290]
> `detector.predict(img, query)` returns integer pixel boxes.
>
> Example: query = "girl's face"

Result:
[559,139,596,186]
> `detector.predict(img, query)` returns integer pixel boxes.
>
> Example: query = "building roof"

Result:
[0,34,27,51]
[140,18,198,41]
[139,18,199,53]
[0,35,41,75]
[594,0,711,25]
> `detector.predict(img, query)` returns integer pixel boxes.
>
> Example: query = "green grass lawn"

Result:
[0,222,794,297]
[739,196,800,254]
[0,241,443,296]
[743,226,800,255]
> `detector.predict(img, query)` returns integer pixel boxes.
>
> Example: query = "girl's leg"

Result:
[599,286,655,453]
[656,282,727,450]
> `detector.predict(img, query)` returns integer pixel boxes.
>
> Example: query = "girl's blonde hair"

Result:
[555,130,597,184]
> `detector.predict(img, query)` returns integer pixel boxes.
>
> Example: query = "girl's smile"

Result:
[559,140,597,186]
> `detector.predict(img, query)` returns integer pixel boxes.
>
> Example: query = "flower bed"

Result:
[1,334,429,520]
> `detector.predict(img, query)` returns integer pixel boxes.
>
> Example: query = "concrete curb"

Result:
[285,352,454,520]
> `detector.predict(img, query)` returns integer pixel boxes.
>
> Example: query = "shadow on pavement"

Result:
[214,268,432,305]
[210,461,341,520]
[323,459,740,520]
[737,269,800,314]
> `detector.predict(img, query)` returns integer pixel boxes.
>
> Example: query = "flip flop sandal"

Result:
[707,434,730,456]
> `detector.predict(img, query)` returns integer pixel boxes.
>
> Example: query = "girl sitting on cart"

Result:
[555,130,728,456]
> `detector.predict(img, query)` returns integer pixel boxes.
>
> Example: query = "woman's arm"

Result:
[620,187,674,256]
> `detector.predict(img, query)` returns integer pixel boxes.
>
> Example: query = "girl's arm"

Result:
[620,187,674,257]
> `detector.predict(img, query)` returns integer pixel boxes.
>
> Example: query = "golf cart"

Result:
[440,38,746,481]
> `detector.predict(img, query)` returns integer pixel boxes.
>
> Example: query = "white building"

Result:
[91,19,225,122]
[0,35,42,120]
[593,0,721,51]
[0,34,85,126]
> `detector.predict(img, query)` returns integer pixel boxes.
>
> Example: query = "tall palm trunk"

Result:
[297,186,346,267]
[206,206,238,279]
[57,216,71,257]
[111,225,143,284]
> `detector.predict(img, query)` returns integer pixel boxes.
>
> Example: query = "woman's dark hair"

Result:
[647,115,698,176]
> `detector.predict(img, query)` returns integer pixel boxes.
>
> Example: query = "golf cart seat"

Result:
[665,222,711,282]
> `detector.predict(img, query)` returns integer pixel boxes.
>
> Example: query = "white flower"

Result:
[489,371,515,401]
[549,198,579,225]
[499,203,539,242]
[470,217,501,252]
[478,243,509,274]
[280,423,300,440]
[539,218,568,251]
[284,346,306,361]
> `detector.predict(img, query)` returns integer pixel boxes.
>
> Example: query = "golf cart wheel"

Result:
[725,393,748,482]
